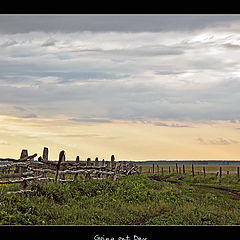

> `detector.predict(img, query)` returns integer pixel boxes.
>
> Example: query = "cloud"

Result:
[0,16,240,123]
[197,137,239,145]
[41,38,57,47]
[0,15,240,34]
[0,140,9,145]
[154,122,190,127]
[69,118,112,124]
[50,133,100,138]
[21,114,38,118]
[0,39,18,47]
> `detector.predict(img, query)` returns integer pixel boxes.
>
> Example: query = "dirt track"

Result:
[148,175,240,201]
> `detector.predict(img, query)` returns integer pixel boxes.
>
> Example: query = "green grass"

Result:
[0,173,240,225]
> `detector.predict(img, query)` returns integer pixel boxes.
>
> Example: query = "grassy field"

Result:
[1,168,240,225]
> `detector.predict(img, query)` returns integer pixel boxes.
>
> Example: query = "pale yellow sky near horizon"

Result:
[0,114,239,161]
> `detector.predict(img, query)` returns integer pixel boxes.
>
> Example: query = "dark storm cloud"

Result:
[0,14,240,34]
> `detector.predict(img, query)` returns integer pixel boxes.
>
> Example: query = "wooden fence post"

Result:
[55,150,65,182]
[87,158,91,166]
[102,159,105,166]
[74,156,80,180]
[43,147,48,162]
[203,166,206,177]
[179,167,181,175]
[152,164,154,174]
[176,163,178,174]
[237,167,239,178]
[157,164,159,173]
[183,165,185,174]
[17,149,28,176]
[192,164,195,177]
[20,149,28,159]
[220,167,222,178]
[122,161,126,169]
[95,157,99,166]
[139,166,142,174]
[169,166,171,174]
[111,155,115,168]
[161,167,164,176]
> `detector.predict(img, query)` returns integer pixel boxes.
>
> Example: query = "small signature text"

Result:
[94,235,147,240]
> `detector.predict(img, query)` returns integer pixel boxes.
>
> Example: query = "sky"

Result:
[0,14,240,161]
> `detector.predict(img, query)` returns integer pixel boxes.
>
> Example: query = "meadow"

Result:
[0,164,240,225]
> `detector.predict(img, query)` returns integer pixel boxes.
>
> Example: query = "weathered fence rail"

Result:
[0,147,141,194]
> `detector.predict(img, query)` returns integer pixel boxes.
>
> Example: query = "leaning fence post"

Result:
[55,150,65,182]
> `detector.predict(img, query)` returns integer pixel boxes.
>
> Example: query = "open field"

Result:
[1,169,240,225]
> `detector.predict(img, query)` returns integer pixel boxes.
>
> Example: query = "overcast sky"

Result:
[0,14,240,159]
[0,14,240,123]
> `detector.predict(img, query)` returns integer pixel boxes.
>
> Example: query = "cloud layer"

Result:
[0,15,240,123]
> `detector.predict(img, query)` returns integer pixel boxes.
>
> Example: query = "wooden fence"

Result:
[0,147,141,194]
[150,164,240,178]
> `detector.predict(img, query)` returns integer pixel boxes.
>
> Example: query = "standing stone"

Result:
[76,156,80,162]
[102,159,105,166]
